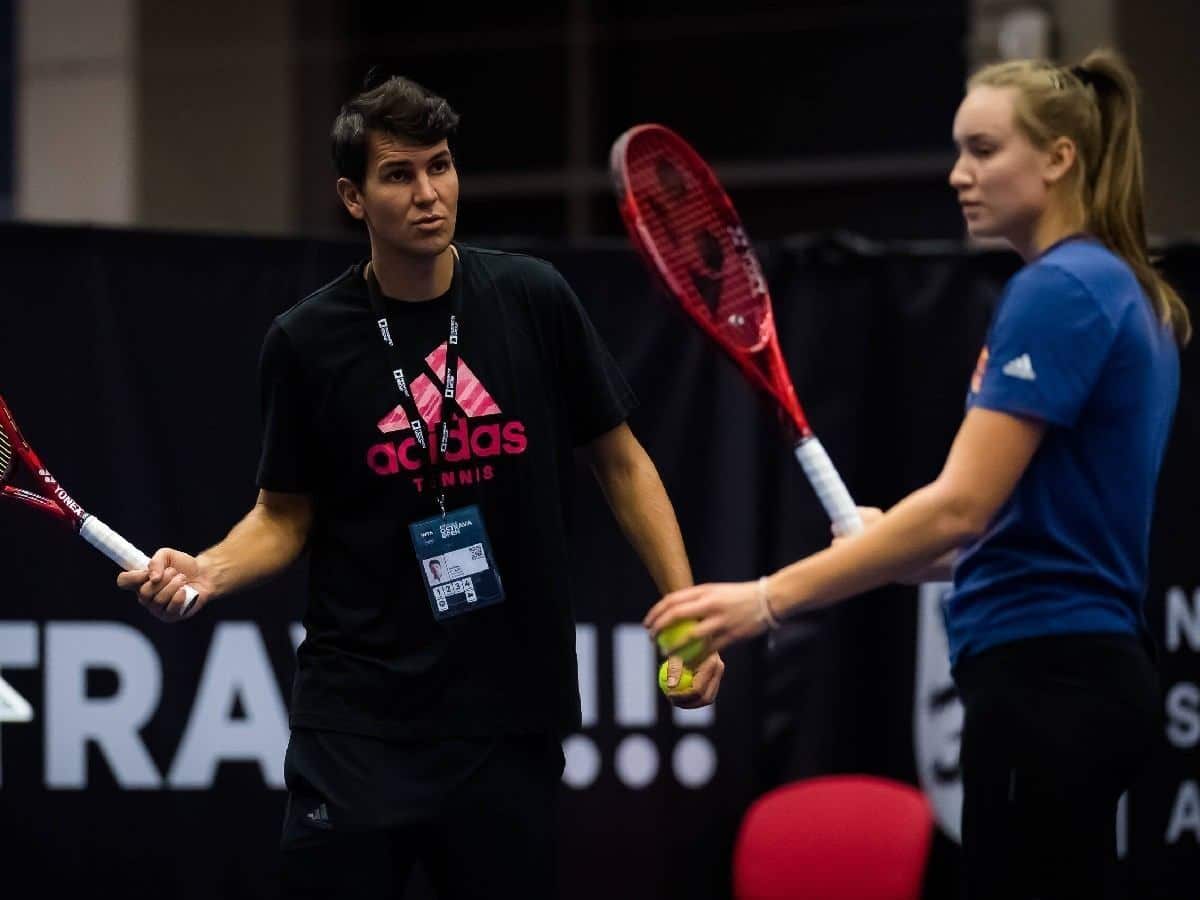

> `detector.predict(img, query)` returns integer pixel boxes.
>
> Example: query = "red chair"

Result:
[733,775,934,900]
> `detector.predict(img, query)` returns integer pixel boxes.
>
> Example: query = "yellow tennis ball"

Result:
[656,619,707,666]
[658,659,695,695]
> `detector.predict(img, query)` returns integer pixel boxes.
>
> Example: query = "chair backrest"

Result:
[733,774,934,900]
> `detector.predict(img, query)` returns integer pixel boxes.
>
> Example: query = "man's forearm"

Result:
[594,454,693,595]
[197,500,310,598]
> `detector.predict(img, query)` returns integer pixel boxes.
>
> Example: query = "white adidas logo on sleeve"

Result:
[1001,353,1037,381]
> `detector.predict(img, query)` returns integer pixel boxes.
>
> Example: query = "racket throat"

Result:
[36,471,87,523]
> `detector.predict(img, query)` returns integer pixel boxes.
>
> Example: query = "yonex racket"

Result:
[0,393,198,614]
[611,124,863,536]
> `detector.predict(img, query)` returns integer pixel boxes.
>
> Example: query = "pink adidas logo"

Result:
[366,342,528,486]
[377,343,501,433]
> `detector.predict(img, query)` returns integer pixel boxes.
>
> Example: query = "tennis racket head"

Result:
[610,124,809,435]
[0,394,85,527]
[611,125,773,351]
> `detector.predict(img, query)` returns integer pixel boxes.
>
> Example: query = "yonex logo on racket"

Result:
[53,489,85,519]
[392,369,408,395]
[32,469,85,518]
[655,157,687,200]
[729,225,767,296]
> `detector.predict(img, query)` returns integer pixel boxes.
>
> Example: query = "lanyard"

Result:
[365,256,463,516]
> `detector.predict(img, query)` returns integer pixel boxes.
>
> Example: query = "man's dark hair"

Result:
[331,72,460,185]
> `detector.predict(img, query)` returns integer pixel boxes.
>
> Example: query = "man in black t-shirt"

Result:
[117,73,723,898]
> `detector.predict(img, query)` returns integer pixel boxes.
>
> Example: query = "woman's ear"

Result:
[1043,136,1078,187]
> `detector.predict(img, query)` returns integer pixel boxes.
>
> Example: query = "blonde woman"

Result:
[647,49,1188,898]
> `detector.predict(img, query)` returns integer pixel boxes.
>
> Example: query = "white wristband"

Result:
[758,576,781,630]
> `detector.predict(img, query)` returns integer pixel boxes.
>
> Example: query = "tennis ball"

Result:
[655,618,708,666]
[658,659,695,695]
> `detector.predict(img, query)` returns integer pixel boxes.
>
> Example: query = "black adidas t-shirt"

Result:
[257,245,635,740]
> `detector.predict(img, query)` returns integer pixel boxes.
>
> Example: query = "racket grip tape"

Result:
[793,437,864,536]
[79,517,199,615]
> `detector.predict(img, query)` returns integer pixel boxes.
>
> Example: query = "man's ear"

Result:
[336,177,366,221]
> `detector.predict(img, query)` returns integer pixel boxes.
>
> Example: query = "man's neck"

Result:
[366,244,455,302]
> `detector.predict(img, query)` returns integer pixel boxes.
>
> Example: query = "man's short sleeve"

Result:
[548,269,638,445]
[974,263,1117,426]
[256,321,316,492]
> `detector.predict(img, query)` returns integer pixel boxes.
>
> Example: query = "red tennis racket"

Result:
[0,393,197,614]
[611,124,862,536]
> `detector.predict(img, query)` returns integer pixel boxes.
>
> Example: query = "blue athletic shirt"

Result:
[946,235,1180,666]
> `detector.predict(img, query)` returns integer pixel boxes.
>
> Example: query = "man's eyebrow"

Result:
[380,151,449,168]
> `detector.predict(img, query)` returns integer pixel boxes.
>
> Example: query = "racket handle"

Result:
[79,516,199,615]
[793,437,864,536]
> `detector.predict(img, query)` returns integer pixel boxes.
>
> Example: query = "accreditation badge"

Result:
[408,504,505,621]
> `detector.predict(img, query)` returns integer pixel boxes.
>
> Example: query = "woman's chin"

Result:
[964,218,1002,241]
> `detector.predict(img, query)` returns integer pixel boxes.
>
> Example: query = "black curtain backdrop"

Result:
[0,224,1196,899]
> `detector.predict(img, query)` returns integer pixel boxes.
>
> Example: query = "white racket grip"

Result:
[793,437,864,536]
[79,517,198,615]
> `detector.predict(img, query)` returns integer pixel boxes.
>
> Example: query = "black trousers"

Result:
[279,730,564,900]
[954,633,1161,900]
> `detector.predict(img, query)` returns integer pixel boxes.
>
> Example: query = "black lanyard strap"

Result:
[365,255,463,514]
